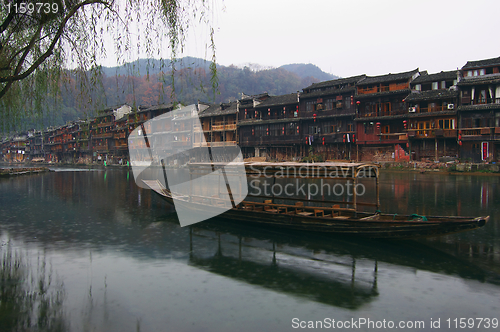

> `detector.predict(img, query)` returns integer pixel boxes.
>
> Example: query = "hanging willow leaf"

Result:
[0,0,219,133]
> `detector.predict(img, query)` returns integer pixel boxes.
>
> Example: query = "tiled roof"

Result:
[303,75,366,91]
[254,93,298,108]
[300,86,356,99]
[411,70,458,84]
[457,74,500,86]
[404,89,458,102]
[199,102,238,118]
[462,56,500,69]
[457,104,500,112]
[143,103,174,111]
[358,69,419,85]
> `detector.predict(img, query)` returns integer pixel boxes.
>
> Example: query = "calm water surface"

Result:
[0,166,499,331]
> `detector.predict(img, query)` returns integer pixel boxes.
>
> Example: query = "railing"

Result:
[93,133,113,139]
[462,97,500,105]
[358,109,406,117]
[461,129,481,136]
[357,86,378,95]
[417,105,450,113]
[97,122,112,128]
[212,124,225,131]
[389,82,409,91]
[210,141,237,147]
[357,83,409,95]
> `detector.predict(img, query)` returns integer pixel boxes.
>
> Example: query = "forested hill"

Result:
[15,58,340,131]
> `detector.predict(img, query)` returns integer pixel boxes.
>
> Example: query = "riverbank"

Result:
[0,167,50,177]
[2,160,500,175]
[379,160,500,175]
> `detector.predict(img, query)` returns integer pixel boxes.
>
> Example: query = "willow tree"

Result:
[0,0,218,133]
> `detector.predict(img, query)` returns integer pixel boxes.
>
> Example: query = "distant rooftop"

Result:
[358,69,419,85]
[462,56,500,69]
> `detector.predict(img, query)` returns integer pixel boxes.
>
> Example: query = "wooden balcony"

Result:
[411,129,457,138]
[93,133,113,139]
[94,145,108,151]
[461,129,481,136]
[212,124,225,131]
[357,83,409,95]
[358,109,406,118]
[357,86,378,95]
[416,105,451,113]
[210,141,237,147]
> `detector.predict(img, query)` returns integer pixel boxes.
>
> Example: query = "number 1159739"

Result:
[5,2,59,15]
[446,318,498,329]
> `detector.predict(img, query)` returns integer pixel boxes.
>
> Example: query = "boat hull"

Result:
[144,180,488,239]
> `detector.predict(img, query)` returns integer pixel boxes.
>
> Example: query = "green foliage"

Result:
[0,0,217,134]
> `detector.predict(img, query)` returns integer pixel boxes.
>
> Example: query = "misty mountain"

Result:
[8,57,340,132]
[279,63,339,81]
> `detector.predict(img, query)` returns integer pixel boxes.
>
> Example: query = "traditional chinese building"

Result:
[405,70,459,160]
[300,75,365,160]
[457,56,500,162]
[355,69,419,161]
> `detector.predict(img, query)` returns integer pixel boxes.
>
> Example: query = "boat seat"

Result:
[331,204,340,217]
[297,212,313,216]
[295,202,304,214]
[314,209,324,217]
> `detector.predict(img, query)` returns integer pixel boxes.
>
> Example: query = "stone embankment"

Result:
[0,167,50,177]
[379,160,500,174]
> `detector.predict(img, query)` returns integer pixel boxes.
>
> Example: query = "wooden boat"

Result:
[142,162,489,238]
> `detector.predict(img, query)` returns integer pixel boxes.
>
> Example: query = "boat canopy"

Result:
[188,161,379,179]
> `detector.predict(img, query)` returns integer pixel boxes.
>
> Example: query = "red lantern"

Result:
[403,120,407,130]
[343,134,346,143]
[255,111,258,118]
[313,113,317,122]
[376,122,381,129]
[297,125,299,134]
[353,134,355,142]
[266,127,269,135]
[268,108,271,116]
[322,137,325,145]
[356,101,361,105]
[305,137,308,144]
[459,141,463,146]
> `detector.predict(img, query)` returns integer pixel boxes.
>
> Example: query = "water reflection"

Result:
[0,242,66,332]
[0,169,499,331]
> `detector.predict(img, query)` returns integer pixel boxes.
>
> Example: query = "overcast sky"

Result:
[104,0,500,78]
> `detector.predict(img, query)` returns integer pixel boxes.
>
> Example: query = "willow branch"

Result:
[0,0,111,85]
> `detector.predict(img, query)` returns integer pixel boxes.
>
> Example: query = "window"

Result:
[432,82,439,90]
[306,101,315,112]
[415,84,421,91]
[325,99,334,110]
[344,97,350,109]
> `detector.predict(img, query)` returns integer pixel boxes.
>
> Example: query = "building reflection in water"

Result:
[188,226,379,309]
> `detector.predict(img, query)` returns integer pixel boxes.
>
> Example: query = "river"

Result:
[0,166,499,331]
